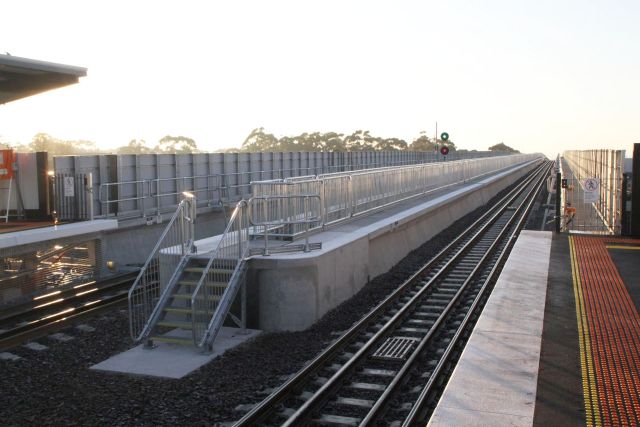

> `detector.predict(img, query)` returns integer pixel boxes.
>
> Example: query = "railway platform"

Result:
[430,231,640,426]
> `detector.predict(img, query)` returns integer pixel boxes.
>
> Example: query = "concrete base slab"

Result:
[90,326,261,379]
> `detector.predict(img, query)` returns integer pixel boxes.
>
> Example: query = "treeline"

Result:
[10,133,199,156]
[237,128,519,154]
[6,129,519,156]
[238,128,456,153]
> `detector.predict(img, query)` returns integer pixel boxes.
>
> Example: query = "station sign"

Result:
[583,178,600,203]
[63,177,75,197]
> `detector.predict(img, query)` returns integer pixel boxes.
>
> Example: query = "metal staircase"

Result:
[128,197,249,352]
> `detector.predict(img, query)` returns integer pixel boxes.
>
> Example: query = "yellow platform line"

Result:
[605,245,640,250]
[570,236,601,427]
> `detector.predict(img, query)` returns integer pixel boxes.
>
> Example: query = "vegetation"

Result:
[8,128,520,156]
[488,142,519,153]
[240,128,456,153]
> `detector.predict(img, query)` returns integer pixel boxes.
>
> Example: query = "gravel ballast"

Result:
[0,177,534,426]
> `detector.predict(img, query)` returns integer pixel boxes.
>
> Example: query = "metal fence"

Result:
[53,150,516,222]
[562,150,625,234]
[250,154,542,239]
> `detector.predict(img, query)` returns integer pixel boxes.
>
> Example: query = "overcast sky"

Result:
[1,0,639,159]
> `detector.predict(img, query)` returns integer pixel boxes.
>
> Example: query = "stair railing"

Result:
[191,200,250,349]
[128,195,197,342]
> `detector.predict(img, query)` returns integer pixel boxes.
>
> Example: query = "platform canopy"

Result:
[0,54,87,104]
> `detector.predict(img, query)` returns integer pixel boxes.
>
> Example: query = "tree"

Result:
[20,133,99,155]
[488,142,519,153]
[155,135,198,153]
[409,132,437,151]
[377,137,408,151]
[116,139,152,154]
[241,128,280,152]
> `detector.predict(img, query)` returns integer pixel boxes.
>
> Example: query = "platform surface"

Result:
[193,162,534,256]
[428,230,552,426]
[90,327,261,379]
[0,219,118,249]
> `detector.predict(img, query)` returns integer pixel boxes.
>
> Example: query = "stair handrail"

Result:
[191,199,250,348]
[128,196,196,342]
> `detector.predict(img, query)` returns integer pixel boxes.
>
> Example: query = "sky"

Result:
[1,0,639,159]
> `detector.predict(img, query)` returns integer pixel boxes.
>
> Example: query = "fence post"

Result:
[555,171,562,233]
[632,143,640,237]
[87,173,94,221]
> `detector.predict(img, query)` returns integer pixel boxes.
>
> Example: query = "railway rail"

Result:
[0,271,137,352]
[235,160,552,426]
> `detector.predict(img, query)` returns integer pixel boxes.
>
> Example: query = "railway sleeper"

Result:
[312,413,361,426]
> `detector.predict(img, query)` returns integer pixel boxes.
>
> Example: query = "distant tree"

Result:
[241,128,280,152]
[155,135,198,153]
[409,132,437,151]
[344,130,378,151]
[116,139,153,154]
[439,138,457,151]
[377,137,408,151]
[18,133,99,155]
[489,142,519,153]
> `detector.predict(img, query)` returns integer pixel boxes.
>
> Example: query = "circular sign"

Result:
[440,132,449,141]
[440,146,450,156]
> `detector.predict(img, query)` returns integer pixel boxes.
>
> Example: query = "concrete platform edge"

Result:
[428,230,552,426]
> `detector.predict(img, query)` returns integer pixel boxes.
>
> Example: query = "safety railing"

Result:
[250,154,542,238]
[128,196,196,342]
[191,200,250,350]
[249,195,322,253]
[99,174,221,220]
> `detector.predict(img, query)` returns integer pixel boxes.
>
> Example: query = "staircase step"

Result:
[164,307,216,315]
[157,320,193,329]
[184,267,206,273]
[171,293,221,302]
[185,266,235,273]
[150,335,193,346]
[178,280,227,289]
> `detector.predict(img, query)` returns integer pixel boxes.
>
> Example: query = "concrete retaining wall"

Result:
[248,160,541,332]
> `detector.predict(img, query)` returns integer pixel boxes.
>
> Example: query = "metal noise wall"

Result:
[562,150,625,234]
[53,151,511,222]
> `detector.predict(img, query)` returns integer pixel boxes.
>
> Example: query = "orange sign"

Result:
[0,149,15,180]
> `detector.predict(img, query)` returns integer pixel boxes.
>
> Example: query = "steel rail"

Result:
[362,160,553,425]
[398,161,552,426]
[234,160,547,426]
[282,161,550,426]
[0,277,135,352]
[0,272,137,325]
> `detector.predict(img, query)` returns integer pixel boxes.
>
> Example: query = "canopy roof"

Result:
[0,54,87,104]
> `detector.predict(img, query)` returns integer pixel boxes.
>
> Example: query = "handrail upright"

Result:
[128,197,196,342]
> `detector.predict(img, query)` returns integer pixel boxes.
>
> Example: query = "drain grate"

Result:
[373,336,419,361]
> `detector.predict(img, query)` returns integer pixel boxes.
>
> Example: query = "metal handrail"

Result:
[250,154,544,238]
[98,174,221,219]
[191,200,250,349]
[128,197,196,341]
[249,195,323,254]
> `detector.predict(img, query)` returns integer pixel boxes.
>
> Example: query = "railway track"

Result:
[0,271,137,352]
[235,160,552,426]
